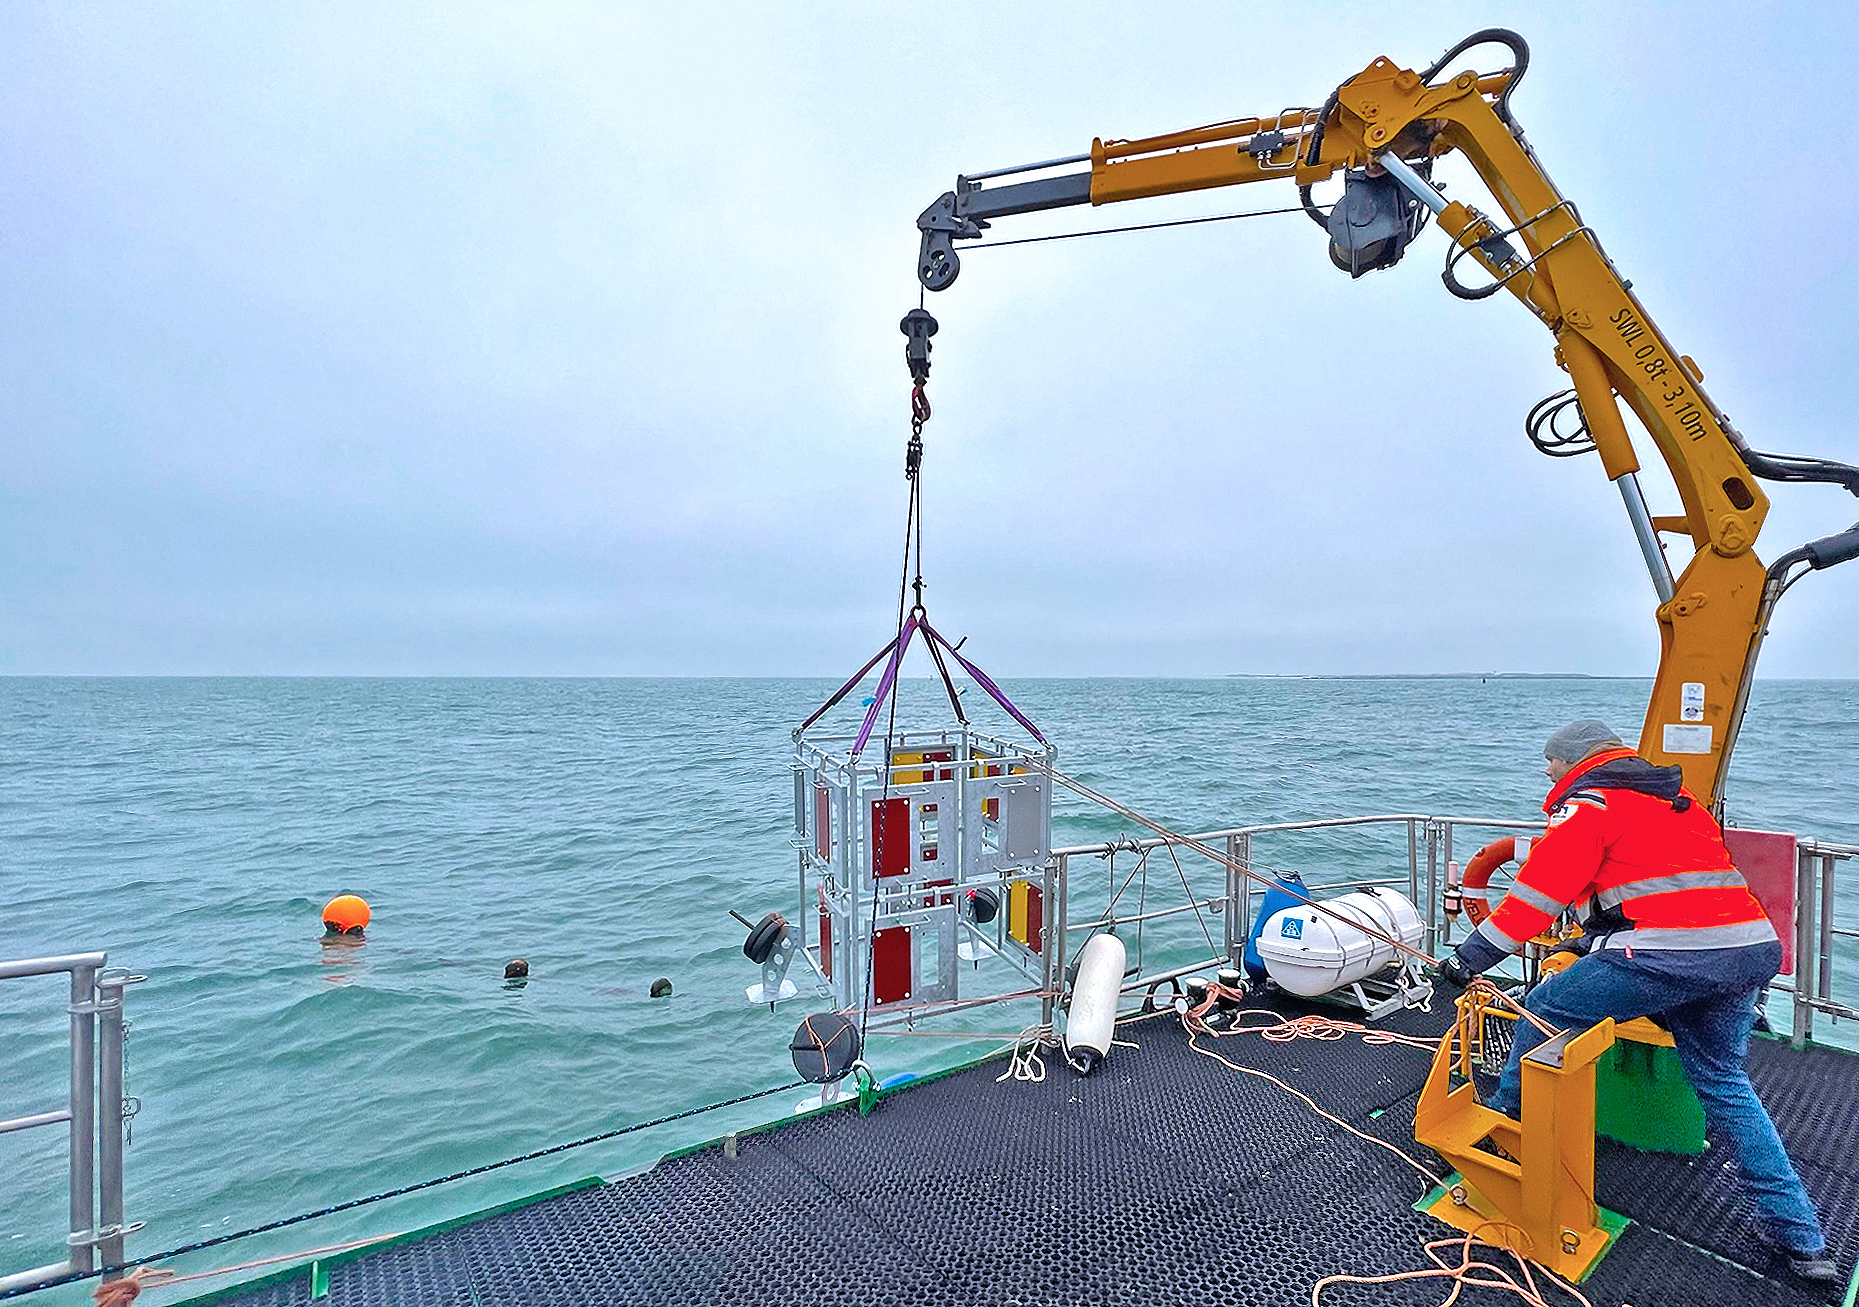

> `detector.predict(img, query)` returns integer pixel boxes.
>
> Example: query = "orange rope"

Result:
[94,1268,173,1307]
[1181,985,1441,1050]
[1184,1028,1444,1188]
[92,1234,398,1304]
[1310,1224,1602,1307]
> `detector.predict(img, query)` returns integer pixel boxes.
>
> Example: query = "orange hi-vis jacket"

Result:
[1462,747,1777,970]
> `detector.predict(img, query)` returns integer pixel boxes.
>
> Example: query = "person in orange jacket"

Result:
[1435,720,1836,1284]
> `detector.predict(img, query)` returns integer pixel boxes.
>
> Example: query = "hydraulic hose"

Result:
[1301,28,1529,229]
[1420,29,1530,125]
[1736,441,1859,574]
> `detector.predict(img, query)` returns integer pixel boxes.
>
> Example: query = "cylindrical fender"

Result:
[1063,932,1127,1076]
[1462,837,1532,926]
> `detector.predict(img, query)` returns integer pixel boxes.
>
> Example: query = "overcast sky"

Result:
[4,3,1857,677]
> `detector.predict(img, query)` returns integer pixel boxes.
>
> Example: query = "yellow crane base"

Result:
[1415,1174,1629,1282]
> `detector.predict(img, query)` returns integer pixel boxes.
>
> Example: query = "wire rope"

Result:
[963,204,1310,251]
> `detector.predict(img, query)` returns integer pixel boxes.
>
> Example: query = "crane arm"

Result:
[912,29,1859,808]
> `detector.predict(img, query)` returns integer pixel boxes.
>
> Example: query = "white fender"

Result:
[1063,932,1127,1075]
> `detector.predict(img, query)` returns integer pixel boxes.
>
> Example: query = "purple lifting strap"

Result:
[798,610,1046,757]
[850,612,921,758]
[794,632,901,741]
[922,620,1048,747]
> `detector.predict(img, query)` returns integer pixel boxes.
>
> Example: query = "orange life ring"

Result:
[1461,836,1532,926]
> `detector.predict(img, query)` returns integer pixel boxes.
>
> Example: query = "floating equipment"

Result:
[503,958,529,979]
[1461,836,1531,925]
[790,1012,861,1083]
[322,894,370,936]
[1063,932,1127,1075]
[1255,888,1424,999]
[650,977,673,998]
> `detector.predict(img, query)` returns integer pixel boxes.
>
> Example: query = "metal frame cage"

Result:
[791,727,1056,1020]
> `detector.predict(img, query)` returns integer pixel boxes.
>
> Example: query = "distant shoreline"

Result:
[7,673,1857,683]
[1219,672,1637,681]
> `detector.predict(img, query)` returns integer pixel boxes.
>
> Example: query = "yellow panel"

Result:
[1008,880,1030,946]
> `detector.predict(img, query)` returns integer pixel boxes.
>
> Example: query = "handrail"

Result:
[1049,811,1853,1049]
[0,954,136,1296]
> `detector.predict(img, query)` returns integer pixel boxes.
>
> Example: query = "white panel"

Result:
[1662,723,1714,755]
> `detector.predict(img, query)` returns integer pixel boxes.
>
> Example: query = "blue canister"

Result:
[1243,870,1308,984]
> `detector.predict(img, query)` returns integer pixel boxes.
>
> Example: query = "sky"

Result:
[4,2,1858,677]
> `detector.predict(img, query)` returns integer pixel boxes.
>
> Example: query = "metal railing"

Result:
[1049,814,1854,1045]
[1778,839,1856,1045]
[0,954,141,1295]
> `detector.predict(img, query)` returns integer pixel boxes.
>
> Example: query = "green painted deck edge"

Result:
[176,1043,1025,1303]
[1414,1175,1629,1284]
[656,1040,1019,1163]
[168,1176,604,1307]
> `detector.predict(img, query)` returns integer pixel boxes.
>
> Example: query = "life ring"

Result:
[1461,836,1531,926]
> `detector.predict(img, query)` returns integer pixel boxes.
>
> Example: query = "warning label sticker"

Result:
[1681,682,1706,723]
[1663,723,1713,755]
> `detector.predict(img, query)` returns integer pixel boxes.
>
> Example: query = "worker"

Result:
[1435,720,1837,1284]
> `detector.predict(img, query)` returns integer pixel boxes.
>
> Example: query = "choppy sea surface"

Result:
[3,676,1855,1300]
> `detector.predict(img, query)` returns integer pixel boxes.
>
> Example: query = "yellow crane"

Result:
[909,28,1859,810]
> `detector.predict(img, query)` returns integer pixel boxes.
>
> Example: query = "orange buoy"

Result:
[322,894,371,937]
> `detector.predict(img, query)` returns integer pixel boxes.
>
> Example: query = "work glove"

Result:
[1432,953,1477,991]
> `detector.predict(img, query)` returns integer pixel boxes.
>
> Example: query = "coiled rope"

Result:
[1177,984,1599,1306]
[995,1023,1056,1083]
[1311,1226,1600,1307]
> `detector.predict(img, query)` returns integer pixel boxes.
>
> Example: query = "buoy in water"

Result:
[650,977,672,998]
[322,895,371,937]
[504,959,529,979]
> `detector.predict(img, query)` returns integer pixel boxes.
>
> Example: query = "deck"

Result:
[188,992,1856,1307]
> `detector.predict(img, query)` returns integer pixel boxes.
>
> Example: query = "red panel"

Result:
[873,925,912,1004]
[925,748,954,781]
[1726,828,1798,975]
[1027,884,1043,954]
[871,797,910,878]
[813,784,831,861]
[923,878,954,908]
[819,903,832,978]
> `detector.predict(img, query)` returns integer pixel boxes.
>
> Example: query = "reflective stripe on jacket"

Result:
[1465,747,1775,966]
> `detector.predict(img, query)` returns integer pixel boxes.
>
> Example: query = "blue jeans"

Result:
[1489,940,1826,1255]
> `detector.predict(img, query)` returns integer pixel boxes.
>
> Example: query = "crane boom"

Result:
[913,28,1859,808]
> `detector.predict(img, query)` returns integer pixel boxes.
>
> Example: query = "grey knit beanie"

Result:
[1544,719,1624,763]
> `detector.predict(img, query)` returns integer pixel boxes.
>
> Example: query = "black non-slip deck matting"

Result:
[194,992,1856,1307]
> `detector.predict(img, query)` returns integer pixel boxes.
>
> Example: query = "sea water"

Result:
[2,676,1854,1299]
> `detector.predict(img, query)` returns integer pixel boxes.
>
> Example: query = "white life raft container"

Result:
[1255,888,1424,997]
